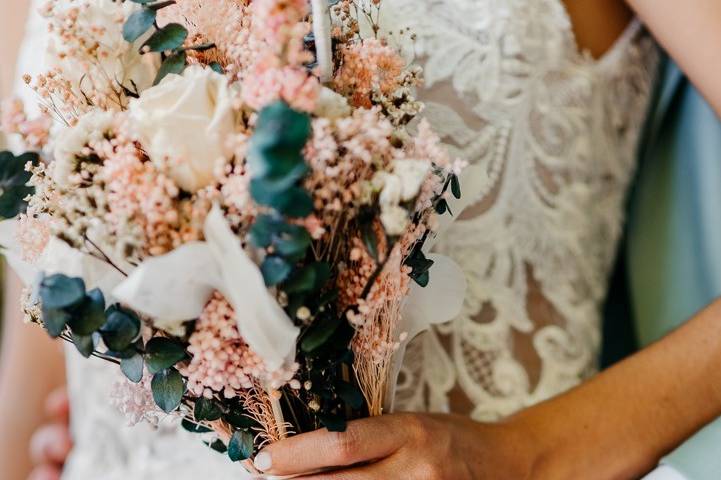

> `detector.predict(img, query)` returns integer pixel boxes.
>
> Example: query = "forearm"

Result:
[512,297,721,479]
[0,269,66,480]
[626,0,721,116]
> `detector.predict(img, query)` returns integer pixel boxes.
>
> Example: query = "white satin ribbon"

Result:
[113,205,299,371]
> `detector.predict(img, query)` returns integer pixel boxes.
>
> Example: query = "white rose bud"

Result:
[129,66,235,192]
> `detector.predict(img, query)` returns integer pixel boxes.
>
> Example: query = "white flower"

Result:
[380,204,409,236]
[52,110,115,187]
[45,0,159,99]
[314,87,351,119]
[393,159,430,201]
[129,66,236,192]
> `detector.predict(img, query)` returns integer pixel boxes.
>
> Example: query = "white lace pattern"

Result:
[391,0,659,420]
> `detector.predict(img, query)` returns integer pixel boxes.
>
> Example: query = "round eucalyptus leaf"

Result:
[142,23,188,52]
[153,50,187,85]
[68,288,106,335]
[0,151,38,219]
[123,8,156,43]
[151,368,184,413]
[336,381,364,409]
[121,354,145,383]
[41,307,71,338]
[101,308,141,351]
[227,429,254,462]
[39,274,86,310]
[194,397,223,422]
[224,410,255,429]
[260,255,291,286]
[182,418,213,434]
[284,262,328,294]
[72,332,96,358]
[144,337,188,374]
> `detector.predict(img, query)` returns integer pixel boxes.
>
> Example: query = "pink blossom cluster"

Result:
[181,293,298,400]
[241,0,319,111]
[0,98,51,150]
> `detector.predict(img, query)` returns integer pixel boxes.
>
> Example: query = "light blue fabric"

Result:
[627,59,721,479]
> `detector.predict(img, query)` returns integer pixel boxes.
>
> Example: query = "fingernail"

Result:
[254,451,272,471]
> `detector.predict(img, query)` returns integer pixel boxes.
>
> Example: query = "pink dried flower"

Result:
[181,293,297,400]
[15,214,51,262]
[110,374,165,426]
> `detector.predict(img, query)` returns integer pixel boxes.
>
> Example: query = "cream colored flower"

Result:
[129,66,236,192]
[314,87,351,119]
[52,110,115,187]
[45,0,159,99]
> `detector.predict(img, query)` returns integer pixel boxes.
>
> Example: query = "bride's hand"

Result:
[252,412,537,479]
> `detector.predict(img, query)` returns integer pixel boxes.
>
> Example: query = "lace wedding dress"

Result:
[14,0,658,478]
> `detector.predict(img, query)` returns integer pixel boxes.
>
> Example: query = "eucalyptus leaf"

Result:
[227,430,254,462]
[142,23,187,52]
[224,410,255,429]
[100,308,141,351]
[123,8,156,43]
[42,307,71,338]
[0,151,38,219]
[147,0,177,10]
[209,62,224,74]
[194,397,223,422]
[120,354,145,383]
[300,310,343,353]
[183,42,216,52]
[151,368,184,413]
[72,332,96,358]
[284,262,329,294]
[144,337,187,374]
[450,174,461,199]
[153,50,187,85]
[39,274,86,310]
[68,288,106,335]
[260,255,291,286]
[360,220,378,261]
[182,418,213,434]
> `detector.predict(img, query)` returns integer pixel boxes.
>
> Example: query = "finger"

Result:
[255,415,411,476]
[299,458,398,480]
[45,387,70,421]
[29,423,73,465]
[27,464,62,480]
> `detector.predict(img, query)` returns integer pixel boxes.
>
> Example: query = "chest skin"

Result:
[562,0,635,59]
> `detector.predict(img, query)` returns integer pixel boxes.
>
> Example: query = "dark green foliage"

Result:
[260,255,292,286]
[67,288,106,335]
[153,50,187,85]
[120,354,145,383]
[142,23,188,52]
[194,397,223,422]
[39,274,86,310]
[123,8,156,43]
[227,430,254,462]
[72,333,96,358]
[100,307,141,351]
[0,151,38,218]
[151,368,184,412]
[144,337,187,374]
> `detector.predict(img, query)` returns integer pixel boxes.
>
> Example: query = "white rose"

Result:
[52,110,115,187]
[314,87,351,119]
[129,66,236,192]
[45,0,159,100]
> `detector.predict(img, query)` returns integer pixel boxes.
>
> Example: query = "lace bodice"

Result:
[14,1,657,478]
[391,0,659,420]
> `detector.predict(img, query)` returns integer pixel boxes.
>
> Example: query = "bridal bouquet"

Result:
[0,0,465,473]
